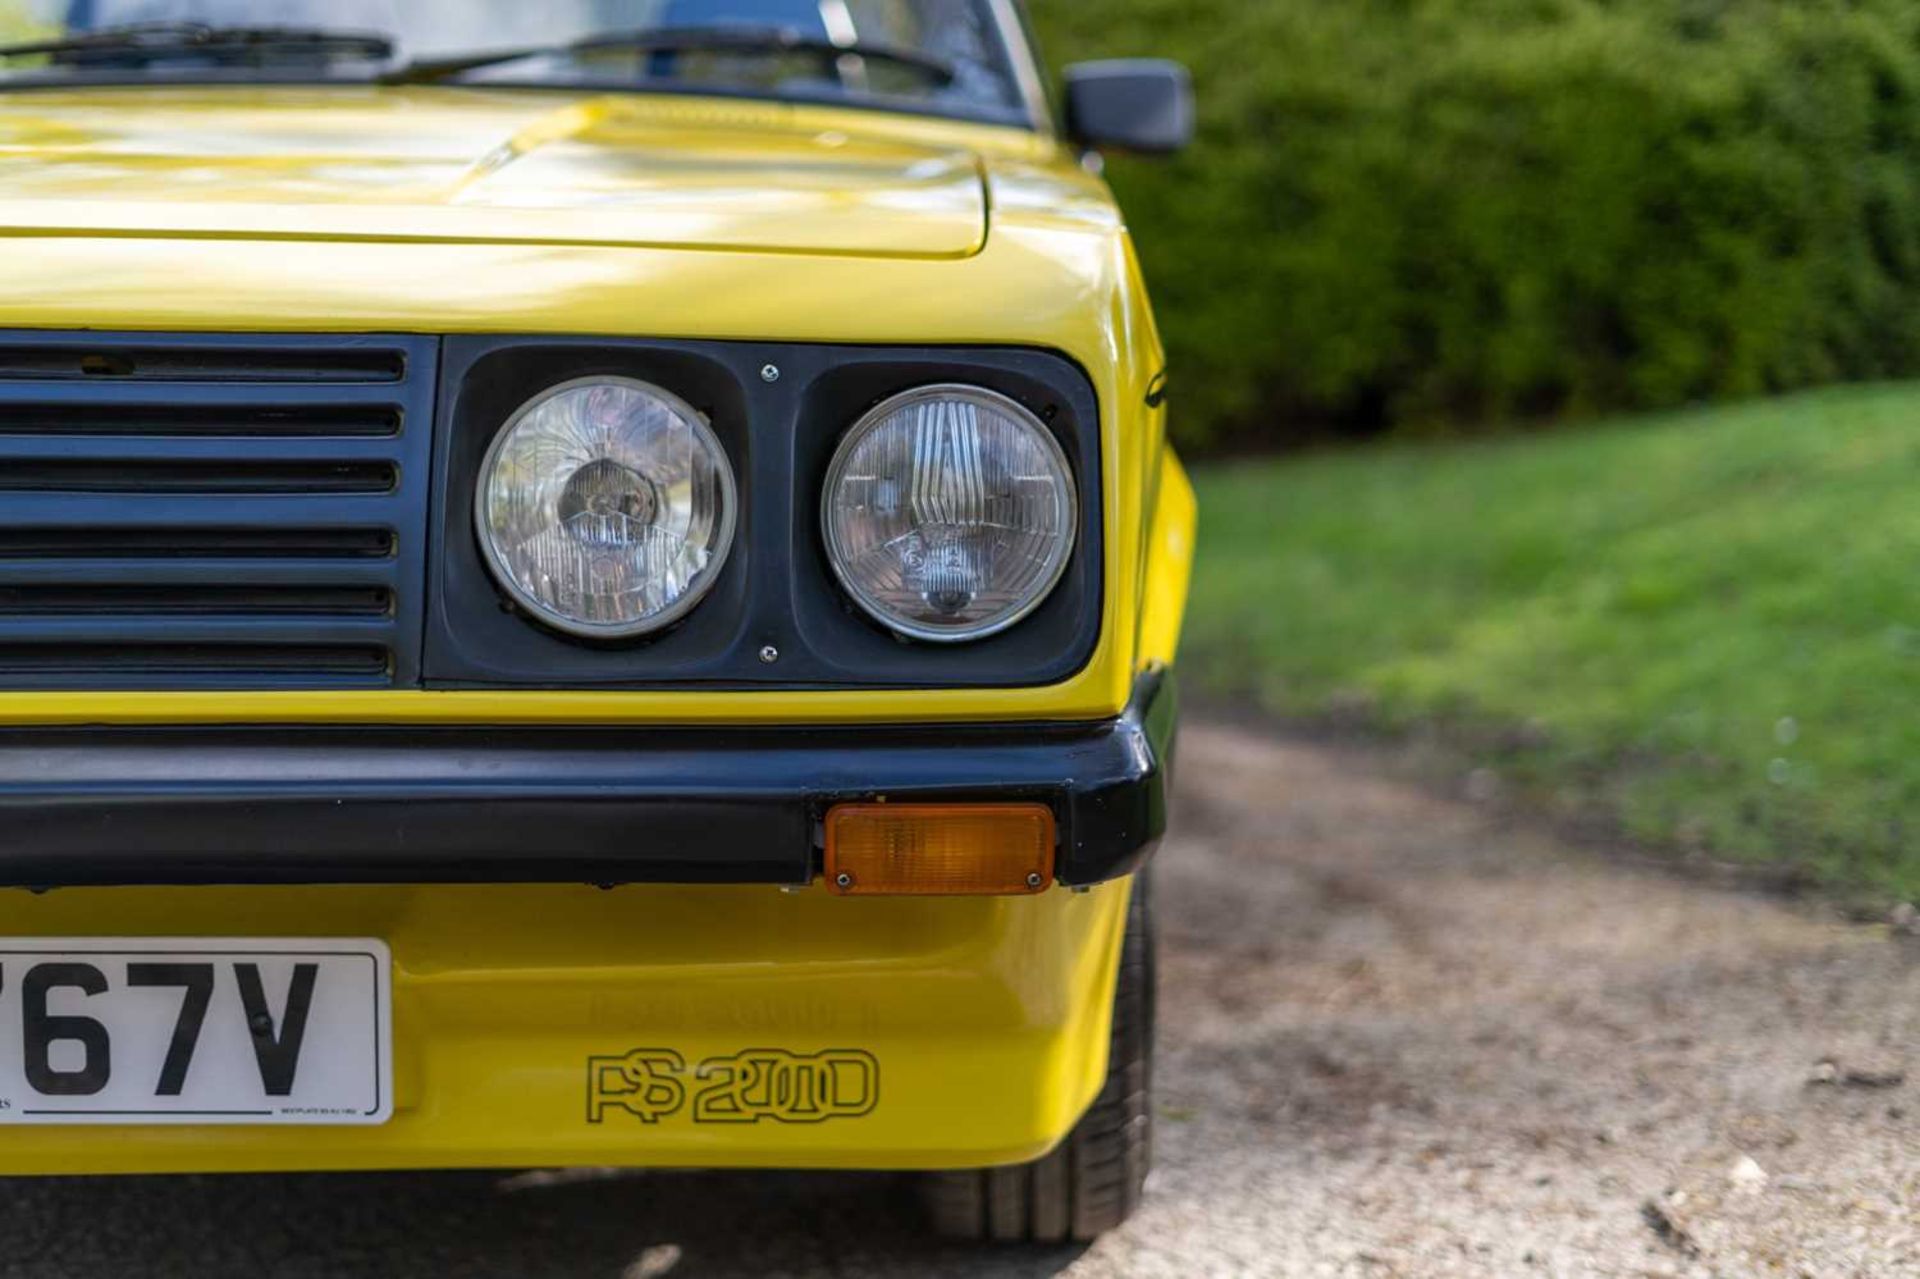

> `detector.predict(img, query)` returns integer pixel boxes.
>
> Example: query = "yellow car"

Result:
[0,0,1195,1243]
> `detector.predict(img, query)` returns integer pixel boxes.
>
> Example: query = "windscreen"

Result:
[6,0,1031,123]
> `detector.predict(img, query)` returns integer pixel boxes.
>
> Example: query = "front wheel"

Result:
[921,876,1155,1243]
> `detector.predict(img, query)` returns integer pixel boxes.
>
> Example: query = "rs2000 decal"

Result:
[587,1048,878,1125]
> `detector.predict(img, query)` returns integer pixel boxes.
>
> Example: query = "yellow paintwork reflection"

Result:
[0,89,989,256]
[0,85,1193,725]
[1139,452,1197,668]
[0,880,1133,1173]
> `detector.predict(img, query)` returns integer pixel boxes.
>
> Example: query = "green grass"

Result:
[1187,386,1920,898]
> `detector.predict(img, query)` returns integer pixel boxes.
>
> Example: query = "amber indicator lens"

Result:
[824,803,1056,896]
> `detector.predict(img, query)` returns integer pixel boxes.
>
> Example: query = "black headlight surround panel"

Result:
[423,338,1102,689]
[785,352,1102,685]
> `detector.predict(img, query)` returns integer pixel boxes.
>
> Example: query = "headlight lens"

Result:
[822,385,1077,643]
[476,376,737,639]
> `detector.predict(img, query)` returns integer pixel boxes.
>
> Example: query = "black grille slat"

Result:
[0,332,436,689]
[0,402,401,437]
[0,346,406,383]
[0,459,398,495]
[0,643,391,677]
[0,585,392,617]
[0,528,395,559]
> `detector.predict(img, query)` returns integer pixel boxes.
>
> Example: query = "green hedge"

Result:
[0,3,49,41]
[1032,0,1920,449]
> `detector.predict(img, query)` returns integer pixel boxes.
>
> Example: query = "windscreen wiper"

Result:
[384,25,955,88]
[0,22,395,67]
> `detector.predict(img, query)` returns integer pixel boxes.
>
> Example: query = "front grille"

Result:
[0,333,436,689]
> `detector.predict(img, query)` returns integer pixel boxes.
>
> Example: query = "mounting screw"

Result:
[759,644,780,664]
[760,363,781,383]
[834,871,853,889]
[1026,872,1046,889]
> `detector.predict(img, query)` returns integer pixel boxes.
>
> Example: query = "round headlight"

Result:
[476,376,737,639]
[822,384,1077,643]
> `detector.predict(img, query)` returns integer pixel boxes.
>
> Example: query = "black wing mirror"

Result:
[1062,59,1194,155]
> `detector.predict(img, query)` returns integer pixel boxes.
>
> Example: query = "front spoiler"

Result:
[0,878,1135,1174]
[0,670,1174,890]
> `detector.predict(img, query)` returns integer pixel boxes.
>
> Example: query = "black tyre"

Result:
[922,875,1155,1243]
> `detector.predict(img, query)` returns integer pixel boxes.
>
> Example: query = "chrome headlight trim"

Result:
[474,375,739,640]
[820,382,1078,644]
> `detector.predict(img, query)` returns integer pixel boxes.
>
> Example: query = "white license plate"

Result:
[0,938,391,1125]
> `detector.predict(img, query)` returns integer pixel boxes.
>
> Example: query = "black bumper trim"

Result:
[0,670,1174,889]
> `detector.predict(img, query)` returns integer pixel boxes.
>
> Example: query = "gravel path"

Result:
[5,722,1917,1277]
